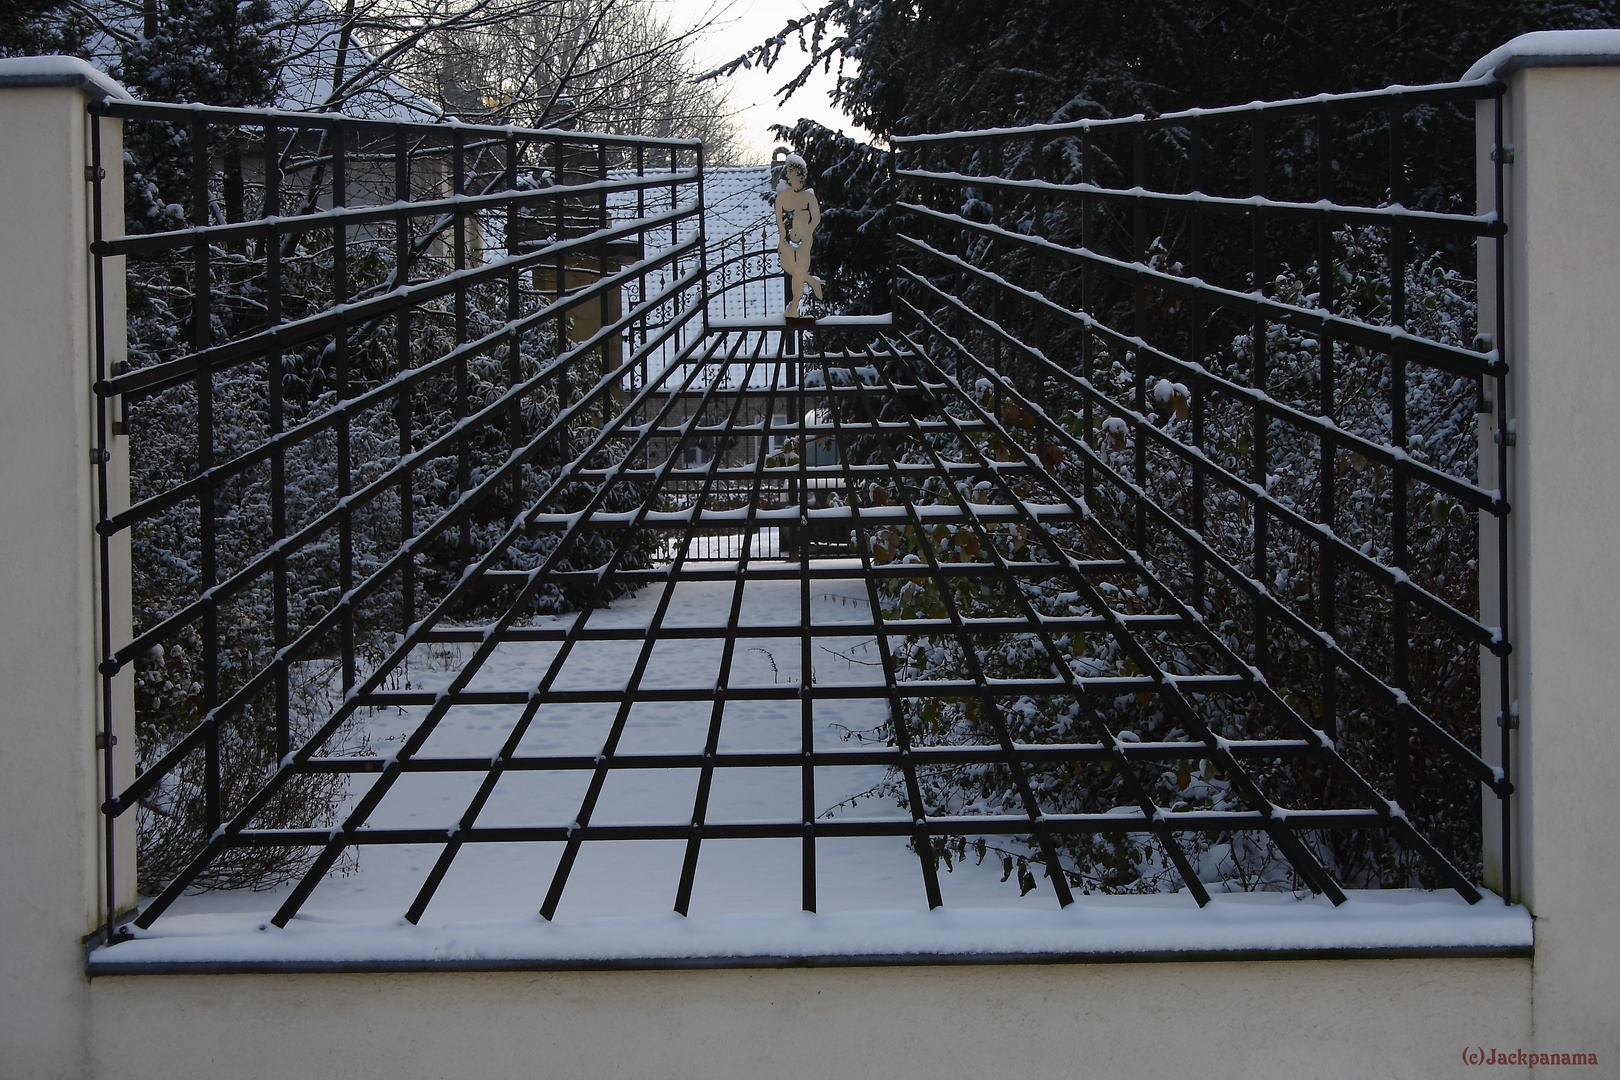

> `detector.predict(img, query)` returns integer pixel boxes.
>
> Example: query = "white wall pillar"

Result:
[0,57,129,1078]
[1470,30,1620,1063]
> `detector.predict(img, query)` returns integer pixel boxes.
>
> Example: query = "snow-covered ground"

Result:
[97,564,1532,966]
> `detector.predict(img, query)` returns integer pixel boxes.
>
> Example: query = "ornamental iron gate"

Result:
[89,78,1513,949]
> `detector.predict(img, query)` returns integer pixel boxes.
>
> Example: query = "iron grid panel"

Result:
[114,317,1483,935]
[91,78,1512,950]
[88,99,713,941]
[892,77,1513,906]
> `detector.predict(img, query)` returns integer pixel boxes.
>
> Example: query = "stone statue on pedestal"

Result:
[774,153,823,319]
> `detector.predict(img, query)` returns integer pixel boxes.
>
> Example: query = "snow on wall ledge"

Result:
[0,55,130,99]
[1464,29,1620,81]
[89,891,1531,972]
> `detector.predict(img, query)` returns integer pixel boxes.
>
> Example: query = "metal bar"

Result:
[100,96,705,148]
[892,281,1507,794]
[113,266,708,824]
[107,202,701,400]
[891,169,1501,236]
[891,312,1484,900]
[893,254,1508,646]
[87,106,124,945]
[890,78,1503,144]
[897,204,1501,379]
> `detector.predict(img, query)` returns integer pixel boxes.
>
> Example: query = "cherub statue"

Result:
[775,153,824,318]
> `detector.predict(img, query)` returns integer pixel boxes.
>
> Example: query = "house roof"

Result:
[79,0,442,121]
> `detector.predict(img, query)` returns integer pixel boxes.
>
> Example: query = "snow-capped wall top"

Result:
[1464,29,1620,82]
[0,55,130,99]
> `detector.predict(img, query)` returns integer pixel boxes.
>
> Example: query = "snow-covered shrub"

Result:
[120,117,657,892]
[861,226,1483,896]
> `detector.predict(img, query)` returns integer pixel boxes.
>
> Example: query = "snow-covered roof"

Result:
[610,165,775,247]
[79,0,442,121]
[701,165,775,241]
[271,13,442,121]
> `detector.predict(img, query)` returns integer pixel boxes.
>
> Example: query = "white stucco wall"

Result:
[1490,62,1620,1061]
[88,959,1531,1080]
[0,79,106,1080]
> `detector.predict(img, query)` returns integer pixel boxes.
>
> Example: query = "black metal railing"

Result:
[89,98,709,939]
[891,77,1512,904]
[88,74,1514,957]
[704,212,784,322]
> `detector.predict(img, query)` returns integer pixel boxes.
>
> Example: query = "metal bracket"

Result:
[85,165,106,182]
[96,731,118,749]
[1491,143,1515,164]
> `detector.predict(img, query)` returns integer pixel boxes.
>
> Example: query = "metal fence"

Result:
[89,74,1514,952]
[892,77,1512,905]
[89,98,710,939]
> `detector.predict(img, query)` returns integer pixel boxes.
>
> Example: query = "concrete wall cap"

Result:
[1465,29,1620,82]
[0,55,130,100]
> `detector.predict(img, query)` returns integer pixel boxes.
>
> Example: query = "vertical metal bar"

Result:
[394,126,416,632]
[1080,126,1095,508]
[1132,128,1148,554]
[599,142,611,427]
[1316,106,1338,741]
[1493,92,1513,903]
[266,122,289,759]
[1250,115,1269,678]
[1030,134,1050,368]
[507,136,522,514]
[88,105,123,944]
[1388,102,1412,812]
[333,119,354,691]
[988,136,1005,404]
[636,144,647,389]
[695,142,709,334]
[191,116,220,834]
[1188,120,1206,614]
[554,137,568,398]
[454,129,471,564]
[798,331,816,912]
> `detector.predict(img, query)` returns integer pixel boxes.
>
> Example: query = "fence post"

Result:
[1471,30,1620,1062]
[0,56,130,1075]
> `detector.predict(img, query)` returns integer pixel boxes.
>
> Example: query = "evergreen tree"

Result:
[0,0,92,57]
[743,0,1619,313]
[117,0,281,108]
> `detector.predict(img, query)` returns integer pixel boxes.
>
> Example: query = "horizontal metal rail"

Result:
[891,77,1504,143]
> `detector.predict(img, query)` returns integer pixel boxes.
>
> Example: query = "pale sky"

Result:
[656,0,875,162]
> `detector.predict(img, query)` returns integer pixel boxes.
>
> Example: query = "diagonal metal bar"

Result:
[800,341,1077,907]
[893,318,1482,902]
[133,307,720,928]
[842,341,1212,904]
[268,331,747,929]
[408,334,766,923]
[895,287,1507,797]
[674,332,782,914]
